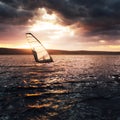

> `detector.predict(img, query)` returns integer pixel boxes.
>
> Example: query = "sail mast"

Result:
[26,33,44,48]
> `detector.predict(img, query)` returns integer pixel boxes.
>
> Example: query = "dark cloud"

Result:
[0,1,33,24]
[0,0,120,40]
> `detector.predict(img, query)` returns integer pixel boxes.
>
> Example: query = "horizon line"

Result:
[0,47,120,53]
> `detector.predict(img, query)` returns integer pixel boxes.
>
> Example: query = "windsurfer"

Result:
[32,49,39,62]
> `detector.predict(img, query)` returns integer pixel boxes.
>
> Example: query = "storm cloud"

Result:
[0,0,120,40]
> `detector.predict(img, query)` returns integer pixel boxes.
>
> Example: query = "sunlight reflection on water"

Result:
[0,55,120,120]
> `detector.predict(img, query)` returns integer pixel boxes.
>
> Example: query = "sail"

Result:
[26,33,53,63]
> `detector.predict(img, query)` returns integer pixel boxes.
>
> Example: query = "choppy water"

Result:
[0,55,120,120]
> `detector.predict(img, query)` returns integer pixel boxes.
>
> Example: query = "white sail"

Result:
[26,33,53,63]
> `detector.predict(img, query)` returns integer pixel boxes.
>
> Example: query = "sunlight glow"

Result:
[108,45,120,49]
[88,45,120,51]
[29,8,58,32]
[0,44,12,48]
[40,8,57,21]
[99,40,106,44]
[18,44,30,49]
[29,8,74,40]
[30,21,65,31]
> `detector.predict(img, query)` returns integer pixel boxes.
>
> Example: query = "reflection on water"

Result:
[0,55,120,120]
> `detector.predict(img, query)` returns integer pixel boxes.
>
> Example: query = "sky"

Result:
[0,0,120,51]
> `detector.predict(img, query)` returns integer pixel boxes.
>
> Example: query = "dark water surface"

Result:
[0,55,120,120]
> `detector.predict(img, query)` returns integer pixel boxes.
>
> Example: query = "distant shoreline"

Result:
[0,48,120,55]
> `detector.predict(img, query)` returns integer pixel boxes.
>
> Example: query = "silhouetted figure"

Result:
[32,49,39,62]
[32,49,53,63]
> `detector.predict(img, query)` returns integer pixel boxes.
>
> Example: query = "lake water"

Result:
[0,55,120,120]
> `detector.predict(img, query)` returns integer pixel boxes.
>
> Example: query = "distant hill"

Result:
[0,48,32,55]
[0,48,120,55]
